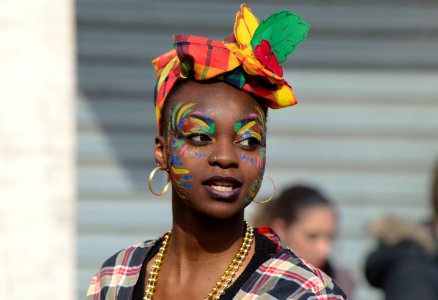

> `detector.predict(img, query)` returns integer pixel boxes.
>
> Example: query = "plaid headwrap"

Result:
[152,4,310,132]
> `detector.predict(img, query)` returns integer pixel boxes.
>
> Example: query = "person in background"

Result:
[252,185,355,298]
[365,161,438,299]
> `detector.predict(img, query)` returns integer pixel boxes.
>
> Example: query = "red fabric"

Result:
[254,40,283,77]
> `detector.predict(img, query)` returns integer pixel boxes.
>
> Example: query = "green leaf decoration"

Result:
[250,11,310,63]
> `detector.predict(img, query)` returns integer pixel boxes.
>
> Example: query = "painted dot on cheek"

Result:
[172,156,183,166]
[182,175,192,181]
[169,140,193,196]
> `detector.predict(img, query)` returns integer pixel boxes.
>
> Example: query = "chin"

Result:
[193,200,245,220]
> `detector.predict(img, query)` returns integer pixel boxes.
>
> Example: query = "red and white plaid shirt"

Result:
[87,227,347,299]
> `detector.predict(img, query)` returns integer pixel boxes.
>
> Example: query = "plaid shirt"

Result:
[87,227,347,299]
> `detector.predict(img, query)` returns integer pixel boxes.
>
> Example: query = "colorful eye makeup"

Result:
[234,106,266,149]
[179,116,215,139]
[172,103,193,131]
[169,103,212,197]
[172,103,215,146]
[234,119,264,148]
[238,107,266,204]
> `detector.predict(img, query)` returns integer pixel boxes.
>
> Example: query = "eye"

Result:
[187,133,212,145]
[306,232,320,240]
[236,137,261,149]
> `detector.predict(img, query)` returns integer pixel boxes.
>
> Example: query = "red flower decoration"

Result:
[254,40,283,77]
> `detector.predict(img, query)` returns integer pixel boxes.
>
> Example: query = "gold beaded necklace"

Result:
[143,220,254,300]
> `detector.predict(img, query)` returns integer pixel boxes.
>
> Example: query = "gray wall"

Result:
[77,1,438,299]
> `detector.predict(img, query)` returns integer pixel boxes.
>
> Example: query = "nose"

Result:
[208,136,239,169]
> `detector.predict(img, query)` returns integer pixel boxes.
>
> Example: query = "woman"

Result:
[252,185,355,298]
[87,4,346,300]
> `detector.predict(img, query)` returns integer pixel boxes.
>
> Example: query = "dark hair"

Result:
[158,79,268,137]
[268,185,333,225]
[432,160,438,218]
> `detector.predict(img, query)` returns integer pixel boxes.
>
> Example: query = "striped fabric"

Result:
[87,240,155,300]
[87,228,347,299]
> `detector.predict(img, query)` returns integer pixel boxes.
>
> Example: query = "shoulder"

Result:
[237,227,347,299]
[86,239,157,299]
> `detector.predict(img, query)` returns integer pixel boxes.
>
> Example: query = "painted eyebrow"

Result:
[182,113,264,135]
[183,112,216,134]
[234,117,264,130]
[189,111,262,121]
[234,118,265,143]
[186,112,212,123]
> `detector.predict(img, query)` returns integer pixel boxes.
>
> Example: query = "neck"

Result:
[169,201,246,262]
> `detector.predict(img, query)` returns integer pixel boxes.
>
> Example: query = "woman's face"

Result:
[281,205,336,269]
[155,81,267,219]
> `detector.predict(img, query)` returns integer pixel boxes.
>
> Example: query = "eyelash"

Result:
[176,132,263,149]
[185,133,212,145]
[235,137,261,150]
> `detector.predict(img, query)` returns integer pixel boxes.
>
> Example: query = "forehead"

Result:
[296,205,336,225]
[167,81,263,120]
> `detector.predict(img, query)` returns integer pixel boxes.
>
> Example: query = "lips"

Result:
[202,176,242,201]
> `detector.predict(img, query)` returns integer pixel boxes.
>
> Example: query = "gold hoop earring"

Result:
[148,165,171,196]
[253,175,276,204]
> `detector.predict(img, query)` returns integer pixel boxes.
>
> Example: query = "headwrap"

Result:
[152,4,310,131]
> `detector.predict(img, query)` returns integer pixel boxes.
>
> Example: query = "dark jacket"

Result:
[365,217,438,300]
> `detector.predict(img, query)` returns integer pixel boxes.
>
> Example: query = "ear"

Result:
[270,218,288,239]
[154,135,169,170]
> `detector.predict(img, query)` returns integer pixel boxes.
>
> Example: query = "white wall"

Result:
[0,0,75,299]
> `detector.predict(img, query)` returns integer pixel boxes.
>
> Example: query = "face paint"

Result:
[236,111,267,205]
[168,137,192,198]
[242,147,266,206]
[172,103,215,143]
[164,83,268,211]
[179,115,215,138]
[245,176,262,206]
[235,120,259,140]
[234,106,266,150]
[241,153,254,165]
[255,106,266,125]
[167,103,197,198]
[257,147,266,170]
[168,103,217,198]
